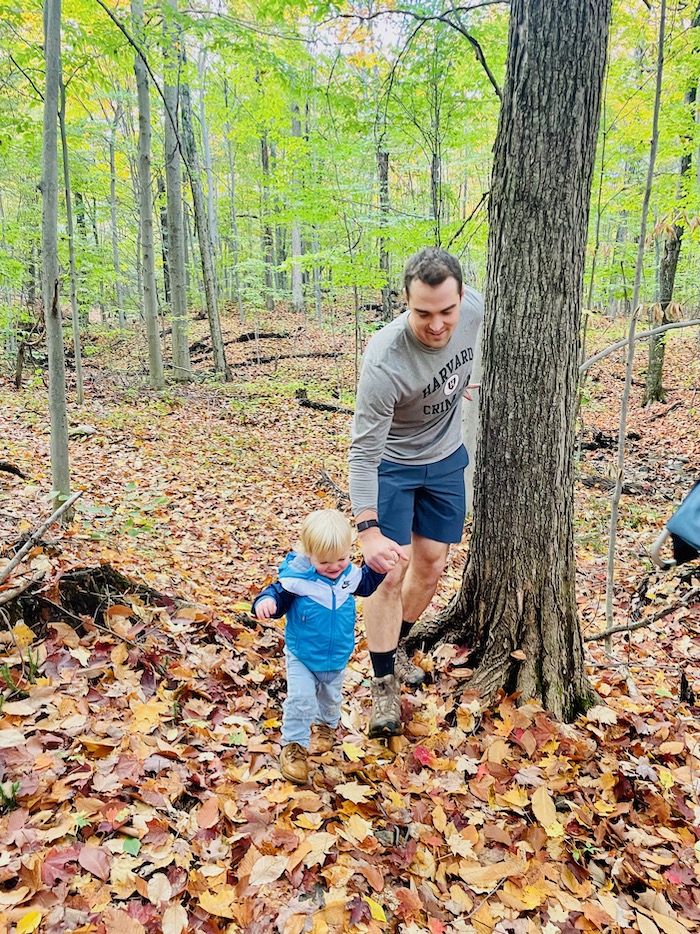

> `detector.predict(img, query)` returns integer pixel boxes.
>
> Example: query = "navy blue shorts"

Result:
[377,445,469,546]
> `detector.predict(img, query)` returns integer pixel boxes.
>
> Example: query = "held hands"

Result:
[254,597,277,619]
[360,530,409,574]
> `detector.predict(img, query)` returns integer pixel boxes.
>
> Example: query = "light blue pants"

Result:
[282,646,345,747]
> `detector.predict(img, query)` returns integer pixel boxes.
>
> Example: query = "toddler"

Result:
[253,509,384,783]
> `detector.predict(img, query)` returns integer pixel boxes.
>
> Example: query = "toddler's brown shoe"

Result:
[312,724,336,753]
[279,742,309,784]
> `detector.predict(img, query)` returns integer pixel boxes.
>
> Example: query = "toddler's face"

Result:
[310,551,351,580]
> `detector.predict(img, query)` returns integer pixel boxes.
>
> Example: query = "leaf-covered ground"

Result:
[1,310,699,934]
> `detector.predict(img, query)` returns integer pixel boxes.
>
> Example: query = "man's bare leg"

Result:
[401,534,450,623]
[362,545,411,653]
[363,549,411,737]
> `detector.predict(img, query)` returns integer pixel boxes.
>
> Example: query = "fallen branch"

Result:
[191,350,341,367]
[0,461,27,479]
[584,586,700,641]
[0,490,82,586]
[578,471,646,494]
[0,569,46,606]
[296,388,354,415]
[579,318,700,375]
[318,468,350,504]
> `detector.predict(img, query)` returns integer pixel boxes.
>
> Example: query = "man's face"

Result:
[405,276,462,349]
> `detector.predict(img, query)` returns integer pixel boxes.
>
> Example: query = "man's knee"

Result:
[413,546,448,586]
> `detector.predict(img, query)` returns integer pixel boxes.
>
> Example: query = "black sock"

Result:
[370,649,396,678]
[400,620,415,641]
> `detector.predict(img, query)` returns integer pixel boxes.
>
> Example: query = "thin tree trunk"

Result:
[41,0,71,501]
[109,114,125,328]
[163,0,190,381]
[644,3,698,404]
[59,80,84,405]
[260,132,275,312]
[180,81,230,378]
[198,52,218,254]
[133,0,164,389]
[290,105,304,313]
[377,147,392,321]
[157,175,170,306]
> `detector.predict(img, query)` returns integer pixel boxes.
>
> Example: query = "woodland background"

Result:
[1,1,700,934]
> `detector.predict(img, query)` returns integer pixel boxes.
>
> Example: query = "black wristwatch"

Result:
[356,519,381,533]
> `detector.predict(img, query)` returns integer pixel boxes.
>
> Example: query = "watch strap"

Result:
[357,519,381,533]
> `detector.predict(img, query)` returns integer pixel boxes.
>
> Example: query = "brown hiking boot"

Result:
[395,642,426,687]
[368,674,402,738]
[279,743,309,783]
[311,723,336,753]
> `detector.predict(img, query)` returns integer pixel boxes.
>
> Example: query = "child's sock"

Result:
[370,649,396,678]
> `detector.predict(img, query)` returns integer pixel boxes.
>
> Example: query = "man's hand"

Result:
[254,597,277,619]
[360,530,409,574]
[463,382,481,402]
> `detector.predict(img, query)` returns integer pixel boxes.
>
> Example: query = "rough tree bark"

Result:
[132,0,164,389]
[377,147,392,322]
[59,79,84,404]
[162,0,190,381]
[416,0,612,721]
[41,0,71,501]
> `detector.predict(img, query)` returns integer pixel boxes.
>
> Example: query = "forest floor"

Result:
[0,306,699,934]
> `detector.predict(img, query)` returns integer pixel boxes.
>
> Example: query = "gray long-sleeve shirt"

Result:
[349,288,484,516]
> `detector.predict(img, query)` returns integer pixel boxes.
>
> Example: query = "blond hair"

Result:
[297,509,353,561]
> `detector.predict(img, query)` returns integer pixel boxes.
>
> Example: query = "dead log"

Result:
[296,388,354,415]
[577,472,646,495]
[0,462,27,479]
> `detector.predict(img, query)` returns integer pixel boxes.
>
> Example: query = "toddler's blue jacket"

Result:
[252,552,384,672]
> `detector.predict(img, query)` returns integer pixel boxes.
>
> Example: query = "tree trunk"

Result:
[157,175,170,306]
[260,132,275,312]
[133,0,164,389]
[222,80,245,323]
[290,105,304,313]
[418,0,611,721]
[41,0,71,502]
[197,52,218,254]
[180,81,230,378]
[109,114,125,328]
[163,0,190,382]
[644,6,698,404]
[377,147,392,322]
[59,80,84,405]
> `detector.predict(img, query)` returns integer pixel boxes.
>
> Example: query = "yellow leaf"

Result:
[11,623,35,647]
[531,785,563,837]
[198,887,237,918]
[365,897,386,922]
[637,913,661,934]
[341,742,364,761]
[658,768,674,790]
[249,855,288,886]
[432,803,447,832]
[232,601,252,612]
[17,912,43,934]
[162,905,188,934]
[335,781,373,803]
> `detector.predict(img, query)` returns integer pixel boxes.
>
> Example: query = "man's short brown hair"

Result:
[403,247,463,297]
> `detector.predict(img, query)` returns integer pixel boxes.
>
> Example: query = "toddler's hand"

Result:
[254,598,277,619]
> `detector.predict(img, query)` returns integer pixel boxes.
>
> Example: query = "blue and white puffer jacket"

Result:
[252,552,385,672]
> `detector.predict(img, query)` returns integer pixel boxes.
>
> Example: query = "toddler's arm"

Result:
[251,580,294,619]
[354,564,386,598]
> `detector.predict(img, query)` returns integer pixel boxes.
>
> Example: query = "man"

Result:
[349,247,483,737]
